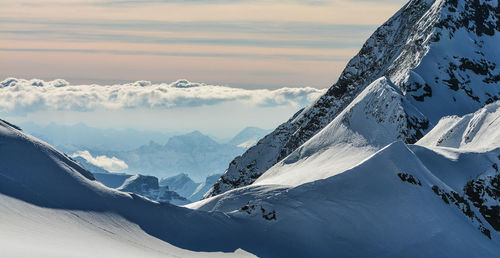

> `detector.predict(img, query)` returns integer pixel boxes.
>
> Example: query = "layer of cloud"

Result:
[72,150,128,172]
[0,78,326,114]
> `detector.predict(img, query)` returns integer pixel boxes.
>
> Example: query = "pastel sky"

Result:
[0,0,406,136]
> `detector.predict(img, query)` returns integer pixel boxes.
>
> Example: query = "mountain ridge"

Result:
[205,0,500,198]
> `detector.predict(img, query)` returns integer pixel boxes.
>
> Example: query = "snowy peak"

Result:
[166,130,218,149]
[253,77,424,186]
[417,101,500,150]
[205,0,500,198]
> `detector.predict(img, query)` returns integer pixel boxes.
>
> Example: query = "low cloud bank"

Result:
[0,78,326,114]
[72,150,128,172]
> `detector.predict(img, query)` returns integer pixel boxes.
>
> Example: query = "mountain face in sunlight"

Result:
[206,0,500,198]
[1,0,500,257]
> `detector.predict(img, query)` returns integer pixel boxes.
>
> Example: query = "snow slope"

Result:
[206,0,500,197]
[3,0,500,255]
[253,77,418,186]
[191,141,500,256]
[0,119,255,256]
[3,103,500,256]
[0,194,249,258]
[189,102,500,255]
[417,101,500,151]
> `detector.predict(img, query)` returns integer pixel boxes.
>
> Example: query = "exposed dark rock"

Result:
[397,173,422,186]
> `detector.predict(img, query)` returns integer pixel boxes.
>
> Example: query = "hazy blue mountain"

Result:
[89,131,245,181]
[228,126,271,148]
[159,173,198,199]
[20,122,176,151]
[159,173,222,201]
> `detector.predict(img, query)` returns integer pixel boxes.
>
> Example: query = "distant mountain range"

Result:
[22,123,269,181]
[87,131,243,181]
[20,122,177,151]
[91,170,219,203]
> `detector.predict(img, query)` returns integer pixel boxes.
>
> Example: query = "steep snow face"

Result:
[417,101,500,151]
[206,0,500,197]
[254,77,423,186]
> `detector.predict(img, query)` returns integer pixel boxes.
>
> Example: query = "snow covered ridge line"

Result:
[417,101,500,151]
[0,77,325,113]
[204,0,500,198]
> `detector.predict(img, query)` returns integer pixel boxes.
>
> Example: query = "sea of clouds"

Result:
[0,78,326,114]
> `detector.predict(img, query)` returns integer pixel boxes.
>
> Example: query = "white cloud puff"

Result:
[0,78,326,114]
[72,150,128,172]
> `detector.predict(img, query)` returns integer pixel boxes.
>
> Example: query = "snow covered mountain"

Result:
[0,118,256,257]
[160,173,199,198]
[206,0,500,197]
[417,102,500,150]
[2,103,500,257]
[160,173,222,202]
[118,174,189,205]
[190,102,500,254]
[2,0,500,256]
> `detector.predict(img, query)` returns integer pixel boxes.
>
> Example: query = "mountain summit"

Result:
[205,0,500,197]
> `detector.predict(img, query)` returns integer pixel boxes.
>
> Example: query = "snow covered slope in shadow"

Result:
[0,194,250,258]
[0,119,255,257]
[2,104,500,256]
[190,141,500,256]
